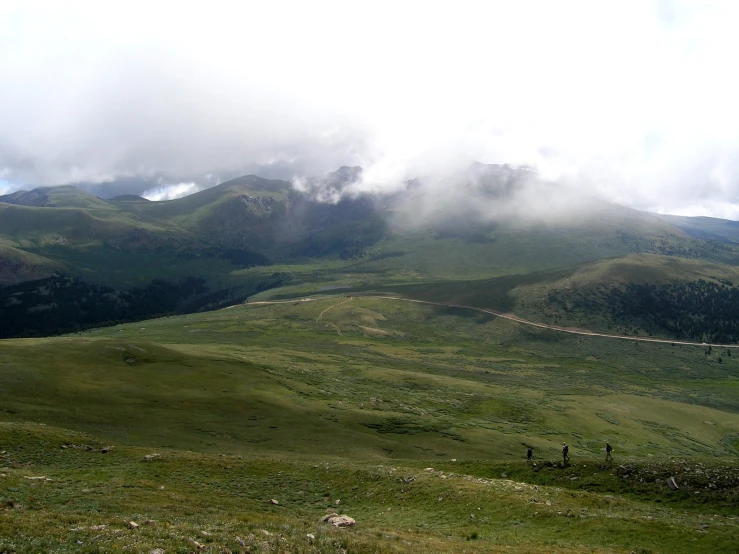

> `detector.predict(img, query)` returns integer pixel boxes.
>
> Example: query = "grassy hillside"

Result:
[658,213,739,244]
[1,297,738,552]
[0,185,114,210]
[0,244,63,284]
[2,296,737,456]
[485,254,739,342]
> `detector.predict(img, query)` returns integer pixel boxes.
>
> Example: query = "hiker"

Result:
[562,442,569,464]
[605,441,613,461]
[527,446,533,463]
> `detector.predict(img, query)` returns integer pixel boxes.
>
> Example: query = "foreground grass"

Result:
[1,423,737,553]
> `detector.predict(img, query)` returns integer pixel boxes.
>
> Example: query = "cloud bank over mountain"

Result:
[2,1,739,217]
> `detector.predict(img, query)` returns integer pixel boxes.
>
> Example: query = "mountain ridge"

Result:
[4,165,739,341]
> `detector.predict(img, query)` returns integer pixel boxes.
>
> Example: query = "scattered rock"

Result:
[125,358,136,364]
[101,446,113,454]
[235,537,246,546]
[200,530,211,537]
[424,467,434,472]
[24,476,52,481]
[269,498,279,505]
[191,540,205,550]
[335,499,341,505]
[150,549,165,554]
[307,533,315,540]
[128,521,139,529]
[260,530,273,536]
[320,513,356,527]
[500,473,508,478]
[667,476,679,490]
[143,454,160,462]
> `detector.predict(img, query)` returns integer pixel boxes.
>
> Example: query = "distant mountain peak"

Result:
[0,185,110,209]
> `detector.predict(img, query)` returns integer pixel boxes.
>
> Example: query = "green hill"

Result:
[0,185,113,210]
[658,213,739,244]
[0,244,63,284]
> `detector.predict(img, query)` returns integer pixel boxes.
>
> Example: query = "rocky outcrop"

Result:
[320,513,356,527]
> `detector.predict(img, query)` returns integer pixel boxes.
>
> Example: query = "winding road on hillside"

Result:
[247,295,739,349]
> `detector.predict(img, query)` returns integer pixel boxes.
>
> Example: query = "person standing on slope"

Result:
[605,441,613,461]
[527,446,533,464]
[562,442,570,465]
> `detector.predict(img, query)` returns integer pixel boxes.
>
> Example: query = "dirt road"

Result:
[246,295,739,349]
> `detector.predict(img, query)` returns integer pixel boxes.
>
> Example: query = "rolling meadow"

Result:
[1,296,738,552]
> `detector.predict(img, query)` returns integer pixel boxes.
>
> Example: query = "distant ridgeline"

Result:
[0,272,291,338]
[7,166,739,339]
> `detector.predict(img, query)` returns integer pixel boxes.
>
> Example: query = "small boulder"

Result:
[269,498,279,505]
[128,521,139,529]
[150,549,165,554]
[667,476,679,490]
[320,513,356,527]
[101,446,113,454]
[143,454,160,462]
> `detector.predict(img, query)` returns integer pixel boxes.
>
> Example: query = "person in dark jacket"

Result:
[562,442,570,464]
[527,446,533,463]
[605,441,613,461]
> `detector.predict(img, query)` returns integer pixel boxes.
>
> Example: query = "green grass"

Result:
[2,290,739,552]
[1,422,737,553]
[3,297,736,458]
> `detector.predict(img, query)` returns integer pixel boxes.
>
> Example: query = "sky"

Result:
[2,1,739,217]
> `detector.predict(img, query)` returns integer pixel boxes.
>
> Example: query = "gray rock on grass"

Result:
[320,513,356,527]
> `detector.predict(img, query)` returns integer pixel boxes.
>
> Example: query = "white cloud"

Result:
[2,1,739,216]
[142,183,200,202]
